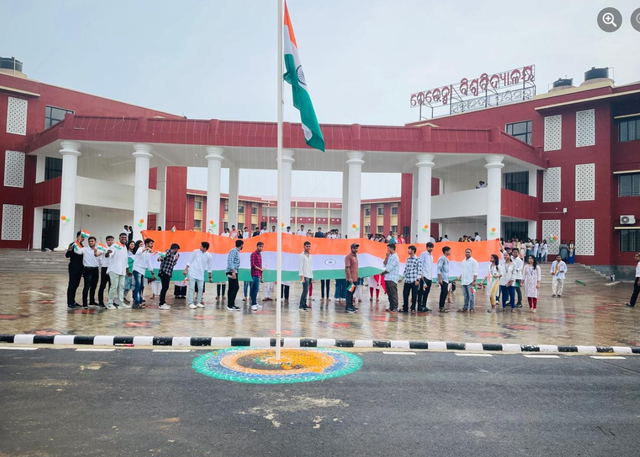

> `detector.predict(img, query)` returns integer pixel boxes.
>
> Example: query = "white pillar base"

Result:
[56,140,81,250]
[133,143,153,241]
[205,147,224,234]
[485,155,504,240]
[416,154,435,244]
[346,152,364,238]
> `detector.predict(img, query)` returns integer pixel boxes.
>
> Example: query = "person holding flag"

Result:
[105,232,131,309]
[65,231,85,309]
[344,243,360,313]
[457,248,479,313]
[81,236,102,309]
[401,245,422,313]
[157,243,180,310]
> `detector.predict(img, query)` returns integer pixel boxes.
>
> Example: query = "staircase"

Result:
[537,262,610,287]
[0,249,69,274]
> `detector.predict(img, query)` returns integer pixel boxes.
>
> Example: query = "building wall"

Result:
[0,71,179,248]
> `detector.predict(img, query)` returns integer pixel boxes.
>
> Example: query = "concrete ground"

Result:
[1,269,639,347]
[1,347,639,457]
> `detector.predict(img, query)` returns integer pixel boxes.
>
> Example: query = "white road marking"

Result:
[523,355,560,359]
[383,351,416,355]
[152,349,191,353]
[75,348,116,352]
[455,353,493,357]
[590,356,626,360]
[0,346,38,351]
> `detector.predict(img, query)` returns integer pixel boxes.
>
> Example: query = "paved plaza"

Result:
[1,269,639,348]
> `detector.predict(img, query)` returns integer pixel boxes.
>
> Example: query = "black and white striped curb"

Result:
[1,334,639,354]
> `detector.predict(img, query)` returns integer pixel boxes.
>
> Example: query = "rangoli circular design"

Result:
[192,347,362,384]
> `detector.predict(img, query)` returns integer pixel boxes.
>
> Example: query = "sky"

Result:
[2,0,638,197]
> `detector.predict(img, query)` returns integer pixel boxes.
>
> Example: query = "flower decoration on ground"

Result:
[192,347,362,384]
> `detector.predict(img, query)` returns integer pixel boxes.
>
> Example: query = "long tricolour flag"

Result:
[142,231,500,283]
[283,1,325,152]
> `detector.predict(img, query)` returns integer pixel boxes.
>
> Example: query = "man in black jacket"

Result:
[66,231,85,309]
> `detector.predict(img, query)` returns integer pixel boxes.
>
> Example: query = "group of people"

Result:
[65,225,640,316]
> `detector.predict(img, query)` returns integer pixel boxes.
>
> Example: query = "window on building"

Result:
[224,204,229,212]
[44,157,63,180]
[238,205,245,214]
[391,206,398,215]
[194,219,202,230]
[503,171,529,195]
[619,173,640,197]
[619,118,640,143]
[620,229,640,252]
[194,199,203,210]
[391,225,398,233]
[251,206,257,215]
[503,221,528,242]
[377,206,384,216]
[377,225,384,233]
[364,225,371,234]
[506,120,532,144]
[45,106,74,129]
[364,207,370,216]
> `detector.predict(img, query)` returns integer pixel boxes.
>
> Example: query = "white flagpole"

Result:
[275,0,284,361]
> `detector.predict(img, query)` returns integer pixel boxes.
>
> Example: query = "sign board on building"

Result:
[410,65,536,119]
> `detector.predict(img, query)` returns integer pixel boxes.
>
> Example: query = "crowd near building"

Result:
[0,57,639,280]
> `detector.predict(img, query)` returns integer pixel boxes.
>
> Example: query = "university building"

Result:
[1,58,638,278]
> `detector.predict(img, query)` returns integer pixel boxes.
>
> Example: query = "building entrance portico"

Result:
[24,116,546,248]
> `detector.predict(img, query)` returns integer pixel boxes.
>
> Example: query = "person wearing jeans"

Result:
[183,241,212,309]
[457,248,479,313]
[418,242,434,312]
[132,238,157,309]
[436,246,452,313]
[81,236,102,308]
[299,241,313,310]
[157,243,180,310]
[105,232,131,309]
[97,235,114,307]
[344,243,360,313]
[250,242,265,311]
[402,245,422,313]
[226,240,244,310]
[500,252,516,312]
[511,248,523,308]
[625,253,640,308]
[320,280,331,301]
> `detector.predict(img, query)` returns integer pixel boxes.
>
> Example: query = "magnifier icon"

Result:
[603,12,617,27]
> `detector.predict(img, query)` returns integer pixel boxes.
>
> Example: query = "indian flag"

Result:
[73,241,83,251]
[283,1,325,152]
[80,229,91,238]
[96,243,107,253]
[141,230,501,283]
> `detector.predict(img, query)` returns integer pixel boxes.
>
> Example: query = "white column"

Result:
[156,164,167,230]
[132,143,153,241]
[227,165,239,229]
[485,155,504,240]
[416,154,435,243]
[411,170,419,243]
[281,149,294,229]
[33,207,43,250]
[346,152,364,238]
[56,140,81,250]
[341,165,349,236]
[35,154,46,183]
[205,147,224,234]
[528,169,537,197]
[528,220,537,240]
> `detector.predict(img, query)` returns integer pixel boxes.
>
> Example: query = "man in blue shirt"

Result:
[382,243,400,313]
[226,239,244,311]
[437,246,452,313]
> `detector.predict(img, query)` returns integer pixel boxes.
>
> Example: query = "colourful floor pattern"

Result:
[192,347,363,384]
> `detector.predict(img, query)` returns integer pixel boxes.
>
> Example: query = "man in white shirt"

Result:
[442,234,449,242]
[242,227,251,239]
[285,226,293,235]
[474,232,481,242]
[98,235,115,308]
[296,225,306,236]
[221,228,230,238]
[625,253,640,308]
[511,248,524,308]
[457,248,479,312]
[183,241,213,309]
[105,232,131,309]
[418,242,434,312]
[549,255,567,298]
[298,241,313,310]
[132,238,158,309]
[81,236,102,309]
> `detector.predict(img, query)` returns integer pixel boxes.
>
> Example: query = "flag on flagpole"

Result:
[283,1,325,152]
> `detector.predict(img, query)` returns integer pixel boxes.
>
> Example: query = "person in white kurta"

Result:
[523,255,542,312]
